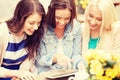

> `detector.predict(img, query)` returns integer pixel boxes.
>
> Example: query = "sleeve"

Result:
[112,20,120,52]
[35,39,54,67]
[71,20,86,69]
[0,23,9,77]
[0,67,11,77]
[19,58,35,71]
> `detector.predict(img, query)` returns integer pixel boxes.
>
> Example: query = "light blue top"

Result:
[35,20,86,73]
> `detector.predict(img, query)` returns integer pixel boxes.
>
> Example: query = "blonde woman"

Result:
[82,0,120,54]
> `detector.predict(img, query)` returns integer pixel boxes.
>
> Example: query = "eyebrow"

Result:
[55,15,71,18]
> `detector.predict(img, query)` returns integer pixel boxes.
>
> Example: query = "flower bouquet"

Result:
[83,49,120,80]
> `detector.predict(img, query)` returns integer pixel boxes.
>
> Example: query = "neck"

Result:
[90,29,100,38]
[10,31,24,37]
[54,27,65,39]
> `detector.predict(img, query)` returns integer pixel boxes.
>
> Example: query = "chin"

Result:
[90,26,97,30]
[27,32,33,36]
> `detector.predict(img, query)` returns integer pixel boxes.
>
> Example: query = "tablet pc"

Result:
[45,69,78,79]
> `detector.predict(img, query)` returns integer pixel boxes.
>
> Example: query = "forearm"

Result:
[0,67,17,78]
[19,58,34,71]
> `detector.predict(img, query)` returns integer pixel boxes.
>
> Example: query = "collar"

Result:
[46,22,73,35]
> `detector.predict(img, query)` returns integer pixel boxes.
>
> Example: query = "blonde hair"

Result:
[82,0,117,53]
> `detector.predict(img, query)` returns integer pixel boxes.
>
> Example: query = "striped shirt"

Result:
[1,32,28,70]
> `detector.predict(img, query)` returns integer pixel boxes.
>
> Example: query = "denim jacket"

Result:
[35,20,85,73]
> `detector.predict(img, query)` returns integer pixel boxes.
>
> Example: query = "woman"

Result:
[82,0,120,54]
[34,0,86,74]
[0,0,45,80]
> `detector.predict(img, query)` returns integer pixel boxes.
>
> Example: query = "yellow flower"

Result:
[90,59,104,76]
[105,67,118,78]
[96,50,107,63]
[117,62,120,77]
[79,0,89,9]
[84,49,97,63]
[97,76,112,80]
[84,49,120,79]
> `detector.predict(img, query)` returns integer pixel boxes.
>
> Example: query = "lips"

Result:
[29,29,34,34]
[90,25,96,28]
[89,23,97,28]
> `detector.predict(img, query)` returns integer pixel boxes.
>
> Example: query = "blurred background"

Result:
[0,0,51,22]
[0,0,120,22]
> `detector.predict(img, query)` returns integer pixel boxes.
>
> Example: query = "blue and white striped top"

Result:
[1,32,28,70]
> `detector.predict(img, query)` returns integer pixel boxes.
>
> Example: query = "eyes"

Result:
[29,21,41,27]
[89,14,102,21]
[55,16,70,21]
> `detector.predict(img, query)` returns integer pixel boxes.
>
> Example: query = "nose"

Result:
[33,24,38,30]
[59,19,66,25]
[91,19,97,25]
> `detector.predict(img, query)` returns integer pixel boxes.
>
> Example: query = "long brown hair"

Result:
[6,0,45,59]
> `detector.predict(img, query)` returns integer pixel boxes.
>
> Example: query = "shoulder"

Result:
[0,22,8,31]
[73,19,81,28]
[73,19,81,26]
[0,22,8,35]
[0,22,9,59]
[112,20,120,34]
[0,22,7,29]
[0,22,9,42]
[72,19,82,34]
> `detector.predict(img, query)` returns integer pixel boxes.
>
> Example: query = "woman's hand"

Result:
[53,53,73,68]
[78,62,86,71]
[12,70,36,80]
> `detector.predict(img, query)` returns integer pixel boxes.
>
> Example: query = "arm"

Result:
[19,57,35,71]
[0,67,36,80]
[0,22,10,77]
[71,20,86,69]
[112,21,120,52]
[36,32,73,68]
[36,40,55,66]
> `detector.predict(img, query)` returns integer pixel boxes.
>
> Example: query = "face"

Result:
[87,5,102,32]
[22,12,42,35]
[55,9,71,29]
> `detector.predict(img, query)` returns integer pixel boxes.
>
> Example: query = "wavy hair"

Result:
[82,0,117,53]
[6,0,45,59]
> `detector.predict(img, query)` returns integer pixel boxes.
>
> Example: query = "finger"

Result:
[11,77,17,80]
[25,75,36,80]
[20,75,30,80]
[61,56,72,66]
[67,60,72,69]
[69,58,73,62]
[30,74,36,80]
[57,58,66,66]
[78,62,86,71]
[60,57,69,66]
[65,58,72,69]
[12,77,21,80]
[20,76,26,80]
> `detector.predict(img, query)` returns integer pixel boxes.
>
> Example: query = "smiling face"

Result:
[22,12,42,35]
[87,5,102,32]
[55,8,71,29]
